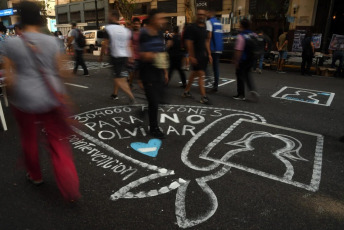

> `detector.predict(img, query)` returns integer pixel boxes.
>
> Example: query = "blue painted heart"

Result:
[130,139,162,157]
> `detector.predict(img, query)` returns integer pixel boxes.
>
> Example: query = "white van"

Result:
[83,30,105,52]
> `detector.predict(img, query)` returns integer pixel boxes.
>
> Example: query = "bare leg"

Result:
[197,71,206,97]
[115,78,135,100]
[185,71,196,92]
[280,59,286,71]
[113,79,119,95]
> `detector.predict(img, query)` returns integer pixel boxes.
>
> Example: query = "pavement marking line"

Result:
[64,83,89,88]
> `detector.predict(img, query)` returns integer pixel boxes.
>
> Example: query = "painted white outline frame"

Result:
[271,86,335,106]
[200,119,324,192]
[180,78,236,88]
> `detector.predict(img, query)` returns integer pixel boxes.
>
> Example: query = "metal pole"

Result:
[322,0,335,53]
[95,0,99,29]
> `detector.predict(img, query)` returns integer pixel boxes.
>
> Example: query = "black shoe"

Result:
[233,95,246,101]
[182,91,193,98]
[110,94,119,100]
[180,84,186,89]
[83,73,90,77]
[150,127,165,139]
[200,96,211,104]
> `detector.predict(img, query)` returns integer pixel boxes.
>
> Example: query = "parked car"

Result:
[221,30,239,60]
[83,30,105,53]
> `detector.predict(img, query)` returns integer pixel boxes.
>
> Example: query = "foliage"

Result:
[114,0,137,22]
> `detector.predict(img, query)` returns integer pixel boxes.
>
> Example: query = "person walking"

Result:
[276,30,289,73]
[301,31,315,76]
[2,1,80,201]
[128,17,142,89]
[139,9,169,139]
[253,30,268,74]
[206,8,223,92]
[233,19,259,101]
[182,8,212,104]
[331,41,344,77]
[68,22,89,76]
[101,10,136,103]
[167,26,187,88]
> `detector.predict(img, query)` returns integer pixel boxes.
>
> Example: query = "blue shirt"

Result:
[207,17,223,53]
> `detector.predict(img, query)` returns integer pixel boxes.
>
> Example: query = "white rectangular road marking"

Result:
[271,86,335,106]
[64,83,89,89]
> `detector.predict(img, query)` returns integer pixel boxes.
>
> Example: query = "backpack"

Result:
[75,29,86,48]
[242,33,264,62]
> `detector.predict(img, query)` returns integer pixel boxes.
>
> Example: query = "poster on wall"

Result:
[292,31,322,52]
[328,34,344,50]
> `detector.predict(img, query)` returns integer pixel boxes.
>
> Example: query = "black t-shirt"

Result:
[184,23,208,58]
[168,34,183,58]
[302,36,313,56]
[139,28,165,83]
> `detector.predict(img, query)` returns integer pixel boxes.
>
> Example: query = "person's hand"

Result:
[128,57,134,64]
[190,57,198,65]
[208,55,213,64]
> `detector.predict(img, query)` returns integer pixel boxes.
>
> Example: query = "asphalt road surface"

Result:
[1,55,344,230]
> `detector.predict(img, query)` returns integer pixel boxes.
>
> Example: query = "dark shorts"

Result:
[111,57,129,78]
[192,56,208,71]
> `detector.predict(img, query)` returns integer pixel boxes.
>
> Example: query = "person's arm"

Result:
[186,39,197,65]
[99,39,109,62]
[234,35,244,68]
[206,37,213,64]
[128,39,134,63]
[276,42,280,51]
[56,52,72,79]
[3,57,15,89]
[311,41,315,54]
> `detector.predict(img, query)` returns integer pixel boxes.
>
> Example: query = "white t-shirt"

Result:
[105,24,132,58]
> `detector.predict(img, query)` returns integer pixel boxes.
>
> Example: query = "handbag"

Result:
[153,52,170,69]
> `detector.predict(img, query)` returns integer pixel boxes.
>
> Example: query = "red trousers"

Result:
[13,107,80,200]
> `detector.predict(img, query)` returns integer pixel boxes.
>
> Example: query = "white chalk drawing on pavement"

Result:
[271,86,335,106]
[63,61,112,70]
[200,119,323,192]
[69,105,324,229]
[180,78,235,88]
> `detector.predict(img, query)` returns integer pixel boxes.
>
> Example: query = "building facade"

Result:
[55,0,233,33]
[0,0,57,31]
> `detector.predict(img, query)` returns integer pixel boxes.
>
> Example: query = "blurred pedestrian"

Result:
[54,31,65,52]
[331,42,344,77]
[128,17,143,89]
[167,26,187,88]
[0,22,9,96]
[253,30,268,74]
[181,24,190,71]
[2,1,80,201]
[101,10,136,103]
[68,22,89,76]
[14,23,23,37]
[233,19,259,101]
[139,9,169,139]
[301,31,314,76]
[276,30,289,73]
[206,8,223,92]
[182,8,212,104]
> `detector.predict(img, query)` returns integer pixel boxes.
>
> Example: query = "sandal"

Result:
[26,173,44,186]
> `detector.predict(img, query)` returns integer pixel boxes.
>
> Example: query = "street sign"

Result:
[0,8,17,17]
